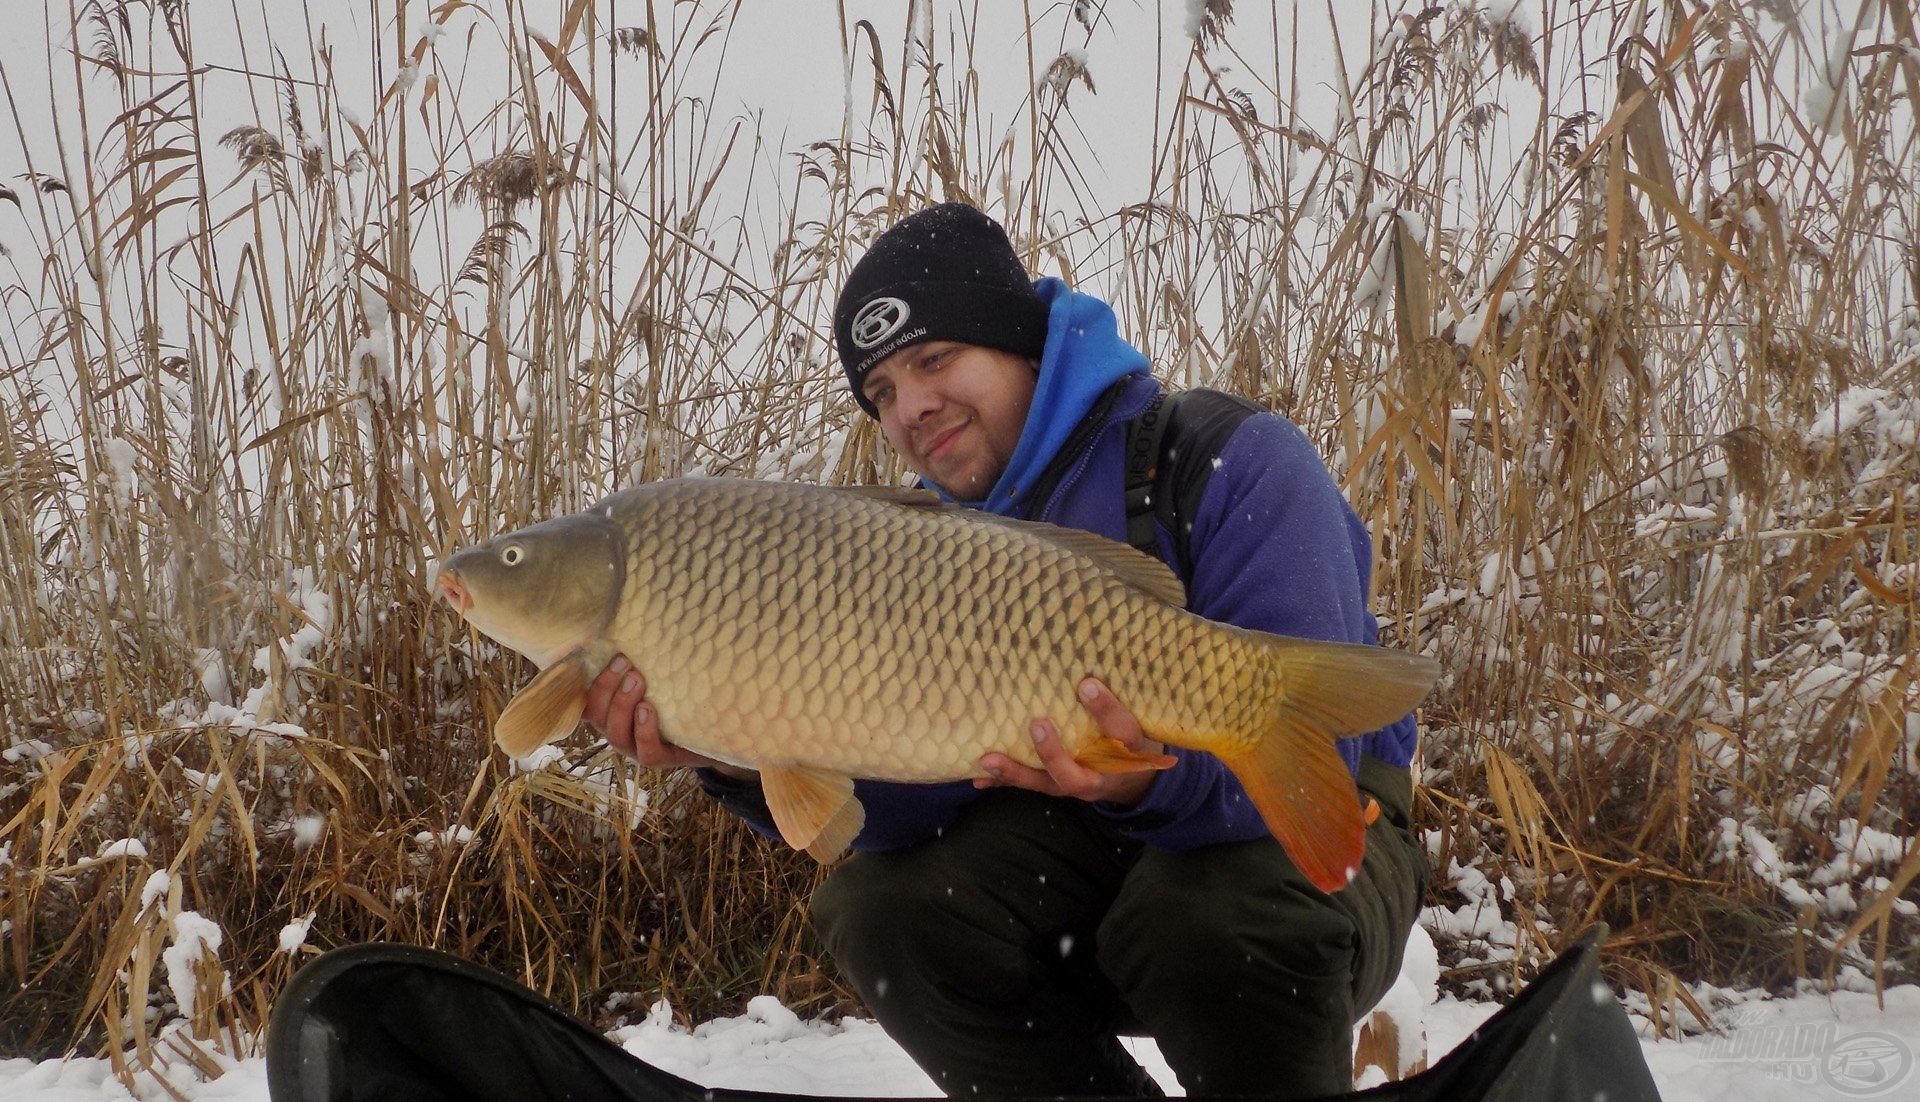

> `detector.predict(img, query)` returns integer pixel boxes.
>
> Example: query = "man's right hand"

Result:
[582,655,754,779]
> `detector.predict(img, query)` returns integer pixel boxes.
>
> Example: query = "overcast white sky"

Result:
[0,1,1383,234]
[0,0,1894,409]
[1,0,1879,269]
[2,0,1883,216]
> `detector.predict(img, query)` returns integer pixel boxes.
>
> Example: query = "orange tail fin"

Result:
[1217,638,1438,893]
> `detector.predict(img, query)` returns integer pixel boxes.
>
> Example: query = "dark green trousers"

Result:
[811,758,1427,1099]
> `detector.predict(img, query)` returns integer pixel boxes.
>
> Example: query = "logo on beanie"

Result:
[850,296,911,350]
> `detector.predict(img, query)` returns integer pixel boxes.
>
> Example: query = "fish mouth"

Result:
[436,570,471,615]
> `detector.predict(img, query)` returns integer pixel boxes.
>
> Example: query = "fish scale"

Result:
[438,477,1440,890]
[607,481,1242,779]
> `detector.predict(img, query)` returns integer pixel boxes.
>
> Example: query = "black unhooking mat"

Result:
[264,927,1660,1101]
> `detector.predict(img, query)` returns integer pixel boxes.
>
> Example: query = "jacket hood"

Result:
[931,278,1151,515]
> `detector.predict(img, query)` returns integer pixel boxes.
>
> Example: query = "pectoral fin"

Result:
[495,653,590,758]
[1076,738,1179,774]
[761,764,864,862]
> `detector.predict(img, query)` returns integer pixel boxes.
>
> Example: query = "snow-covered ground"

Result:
[6,944,1916,1101]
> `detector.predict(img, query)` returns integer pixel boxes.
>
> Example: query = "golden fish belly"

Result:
[593,480,1266,780]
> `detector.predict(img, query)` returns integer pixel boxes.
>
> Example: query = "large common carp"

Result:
[435,478,1438,892]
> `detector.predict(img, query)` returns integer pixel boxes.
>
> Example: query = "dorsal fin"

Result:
[985,516,1187,606]
[835,483,1187,607]
[837,484,946,508]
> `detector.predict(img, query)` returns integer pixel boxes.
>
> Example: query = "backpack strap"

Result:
[1122,392,1172,558]
[1124,388,1263,581]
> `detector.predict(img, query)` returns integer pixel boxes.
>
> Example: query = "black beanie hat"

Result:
[835,203,1050,417]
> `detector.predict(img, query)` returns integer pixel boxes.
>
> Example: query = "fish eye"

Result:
[501,545,525,566]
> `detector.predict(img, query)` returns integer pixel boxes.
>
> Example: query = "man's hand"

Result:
[583,655,754,779]
[974,677,1164,807]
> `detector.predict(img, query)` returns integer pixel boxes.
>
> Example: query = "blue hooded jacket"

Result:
[699,279,1418,851]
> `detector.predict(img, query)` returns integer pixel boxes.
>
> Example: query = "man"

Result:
[583,203,1426,1098]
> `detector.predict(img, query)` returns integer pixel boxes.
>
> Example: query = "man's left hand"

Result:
[975,677,1165,807]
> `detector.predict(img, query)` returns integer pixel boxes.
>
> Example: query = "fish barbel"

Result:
[435,478,1439,892]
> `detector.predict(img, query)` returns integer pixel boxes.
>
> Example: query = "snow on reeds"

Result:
[0,0,1914,1083]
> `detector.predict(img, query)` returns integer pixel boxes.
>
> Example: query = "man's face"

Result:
[860,341,1038,499]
